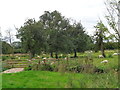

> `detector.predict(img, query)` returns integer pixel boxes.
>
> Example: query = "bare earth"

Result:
[2,68,24,73]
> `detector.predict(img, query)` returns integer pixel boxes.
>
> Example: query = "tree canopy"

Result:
[2,41,13,54]
[17,10,93,58]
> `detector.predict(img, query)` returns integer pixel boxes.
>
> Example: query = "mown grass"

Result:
[2,70,119,88]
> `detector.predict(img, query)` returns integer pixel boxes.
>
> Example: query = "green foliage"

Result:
[2,50,119,88]
[104,42,118,50]
[17,10,94,58]
[2,41,13,54]
[40,10,72,55]
[94,21,109,57]
[2,56,9,61]
[11,41,22,49]
[17,18,46,58]
[107,54,113,58]
[24,65,32,71]
[39,64,53,71]
[29,63,53,71]
[70,23,91,52]
[13,49,22,53]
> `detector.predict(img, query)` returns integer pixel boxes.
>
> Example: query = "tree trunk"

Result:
[74,49,77,58]
[55,52,58,59]
[95,45,99,52]
[30,52,35,59]
[50,52,53,58]
[101,41,106,58]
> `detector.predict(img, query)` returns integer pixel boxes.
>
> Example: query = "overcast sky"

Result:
[0,0,107,41]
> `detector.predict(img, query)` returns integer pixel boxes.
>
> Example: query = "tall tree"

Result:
[40,10,71,58]
[17,18,45,59]
[94,21,109,57]
[69,22,91,57]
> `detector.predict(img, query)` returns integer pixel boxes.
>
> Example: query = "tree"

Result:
[17,18,45,59]
[2,41,13,54]
[4,29,14,44]
[40,10,72,58]
[104,0,120,41]
[68,22,92,57]
[11,41,22,49]
[94,21,109,57]
[11,41,24,53]
[16,10,94,59]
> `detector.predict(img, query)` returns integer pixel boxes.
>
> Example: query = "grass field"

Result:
[2,70,119,88]
[2,50,120,88]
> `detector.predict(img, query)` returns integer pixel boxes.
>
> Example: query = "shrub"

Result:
[2,56,8,61]
[39,64,53,71]
[31,64,53,71]
[24,65,32,71]
[67,65,84,73]
[10,56,16,59]
[51,64,58,72]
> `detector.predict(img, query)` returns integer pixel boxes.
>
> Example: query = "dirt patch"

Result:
[2,68,24,73]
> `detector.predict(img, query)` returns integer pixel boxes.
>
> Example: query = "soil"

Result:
[2,68,24,73]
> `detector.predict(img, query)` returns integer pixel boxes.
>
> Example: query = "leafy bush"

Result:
[39,64,53,71]
[10,56,16,59]
[2,56,8,61]
[50,64,58,72]
[24,65,32,71]
[67,65,84,73]
[30,64,53,71]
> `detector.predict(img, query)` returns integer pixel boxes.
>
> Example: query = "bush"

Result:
[50,64,57,71]
[67,65,84,73]
[10,56,16,59]
[2,56,8,61]
[24,65,32,71]
[39,64,53,71]
[30,64,53,71]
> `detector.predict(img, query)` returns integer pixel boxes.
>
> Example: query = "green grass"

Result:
[2,70,119,88]
[0,74,2,89]
[2,50,119,88]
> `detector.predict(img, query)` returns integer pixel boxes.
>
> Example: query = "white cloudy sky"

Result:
[0,0,107,41]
